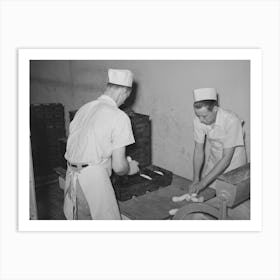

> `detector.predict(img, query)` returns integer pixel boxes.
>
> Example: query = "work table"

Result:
[119,174,215,220]
[119,174,250,220]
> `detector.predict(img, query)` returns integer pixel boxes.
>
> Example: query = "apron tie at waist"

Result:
[65,162,91,219]
[67,161,89,169]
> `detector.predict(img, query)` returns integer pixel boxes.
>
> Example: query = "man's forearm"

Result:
[193,148,204,182]
[201,156,231,188]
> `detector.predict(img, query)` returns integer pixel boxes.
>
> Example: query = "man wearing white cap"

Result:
[188,87,247,194]
[63,69,139,220]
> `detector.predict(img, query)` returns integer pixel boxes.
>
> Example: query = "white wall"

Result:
[30,60,250,179]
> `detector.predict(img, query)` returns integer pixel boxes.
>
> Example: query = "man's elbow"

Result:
[113,163,129,176]
[114,168,128,176]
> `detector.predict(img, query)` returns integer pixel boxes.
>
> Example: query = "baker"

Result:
[63,68,139,220]
[188,87,247,194]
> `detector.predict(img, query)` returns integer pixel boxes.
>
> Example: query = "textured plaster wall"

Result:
[30,60,250,179]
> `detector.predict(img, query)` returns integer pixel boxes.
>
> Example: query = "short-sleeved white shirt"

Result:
[65,95,135,165]
[193,107,247,172]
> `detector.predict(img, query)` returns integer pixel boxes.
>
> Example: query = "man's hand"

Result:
[127,157,140,175]
[188,181,205,195]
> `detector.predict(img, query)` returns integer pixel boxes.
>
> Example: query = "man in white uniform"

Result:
[189,87,247,194]
[63,69,139,220]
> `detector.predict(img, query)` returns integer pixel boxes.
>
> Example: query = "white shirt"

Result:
[193,107,247,172]
[65,95,135,166]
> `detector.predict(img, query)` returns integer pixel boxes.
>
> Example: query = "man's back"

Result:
[65,96,125,165]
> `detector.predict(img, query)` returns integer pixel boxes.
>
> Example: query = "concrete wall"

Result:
[30,60,250,179]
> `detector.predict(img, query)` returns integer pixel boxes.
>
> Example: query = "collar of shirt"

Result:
[205,107,223,130]
[98,94,118,107]
[214,107,223,127]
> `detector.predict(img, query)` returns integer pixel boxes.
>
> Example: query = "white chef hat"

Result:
[193,88,217,102]
[108,69,133,87]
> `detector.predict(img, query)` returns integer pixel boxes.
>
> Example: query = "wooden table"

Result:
[119,175,215,220]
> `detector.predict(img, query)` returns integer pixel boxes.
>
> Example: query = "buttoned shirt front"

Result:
[193,107,247,174]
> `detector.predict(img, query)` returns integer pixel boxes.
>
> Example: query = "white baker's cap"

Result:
[193,88,217,102]
[108,69,133,87]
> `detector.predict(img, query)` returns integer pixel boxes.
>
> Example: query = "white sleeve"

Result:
[193,117,205,143]
[223,118,244,148]
[111,111,135,150]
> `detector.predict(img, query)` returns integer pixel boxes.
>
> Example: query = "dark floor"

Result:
[35,178,66,220]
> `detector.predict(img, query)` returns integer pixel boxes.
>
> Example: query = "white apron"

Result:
[203,136,247,189]
[63,162,121,220]
[63,95,134,220]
